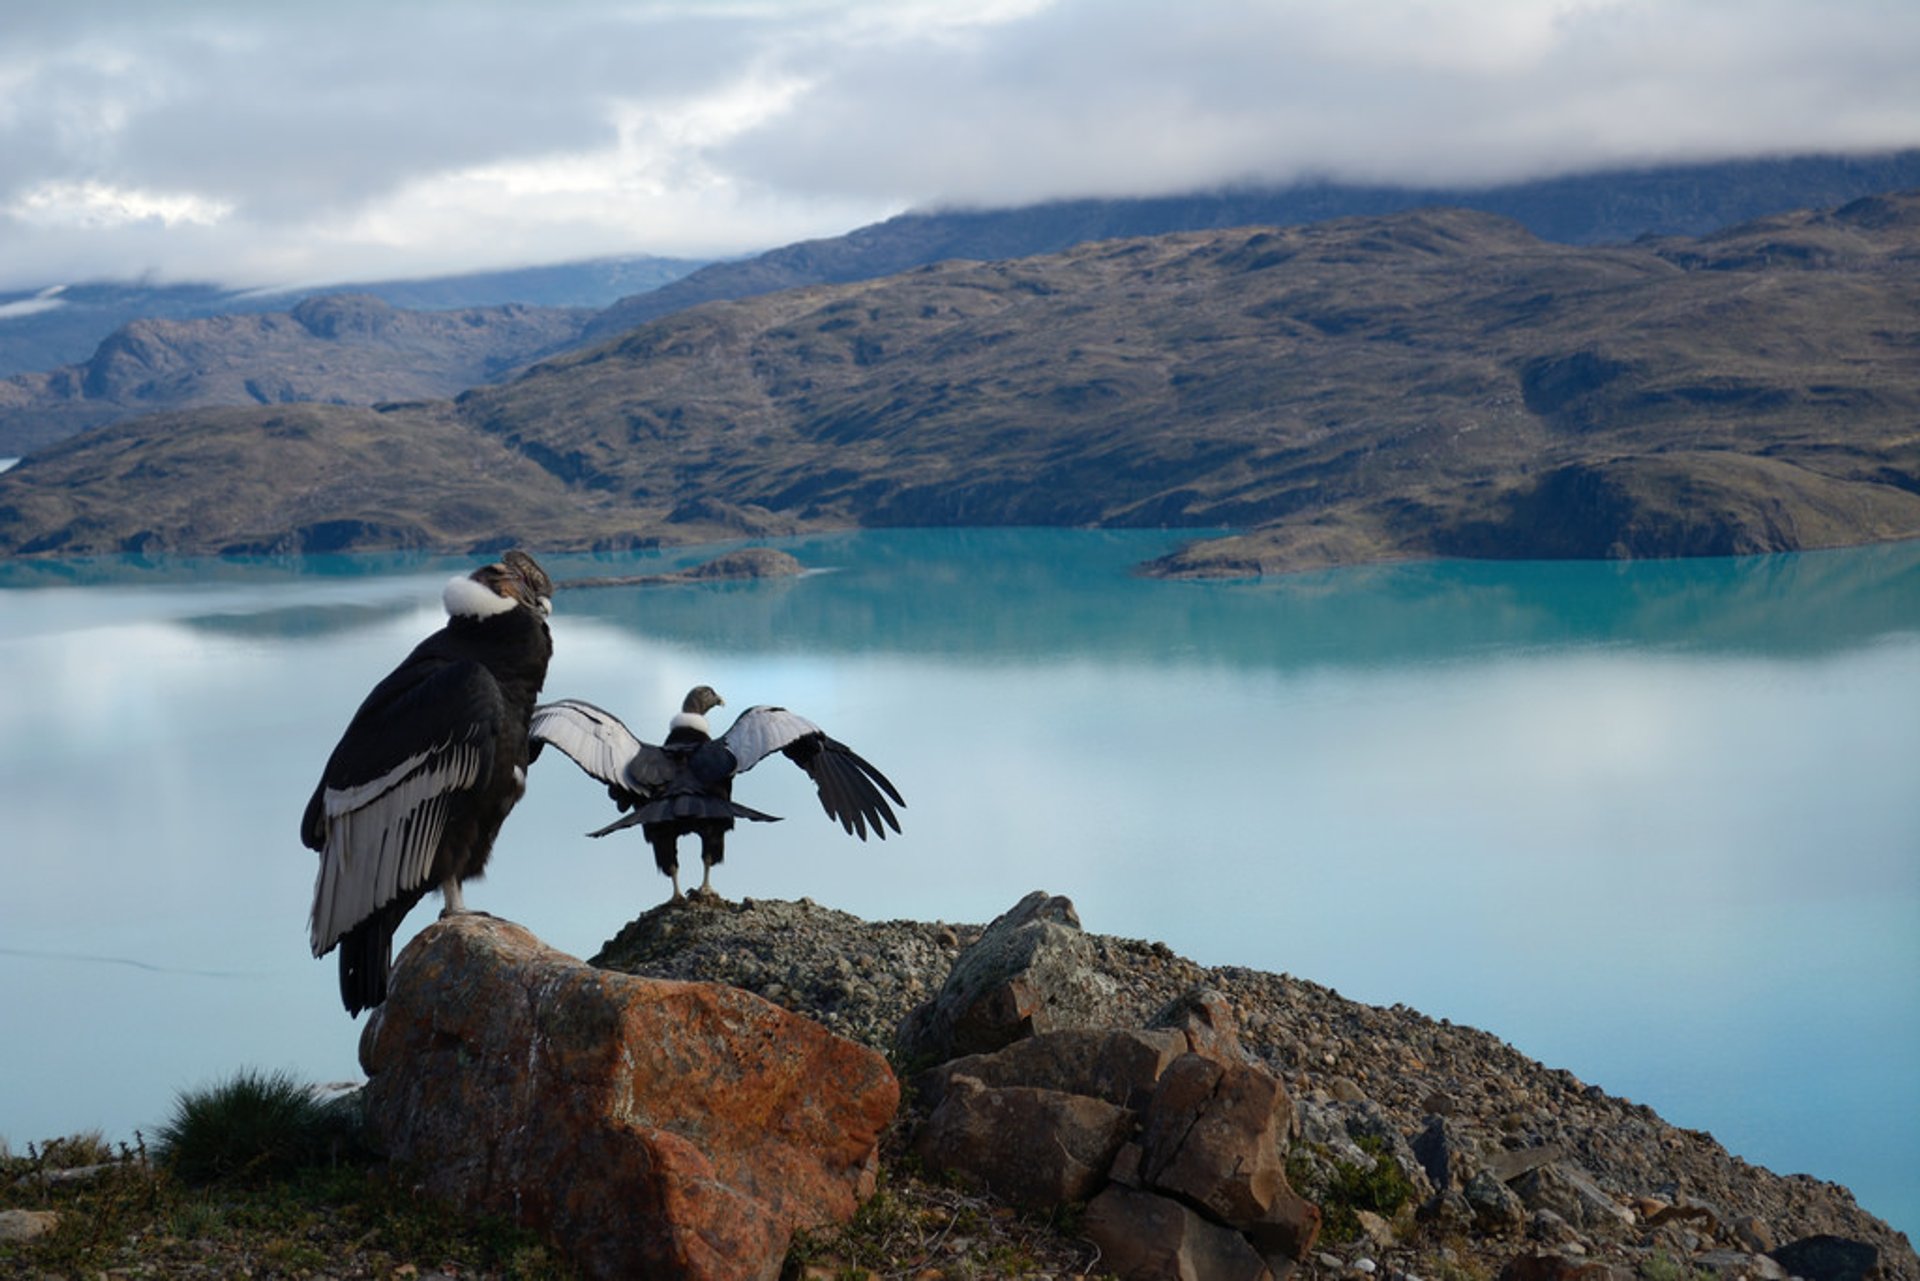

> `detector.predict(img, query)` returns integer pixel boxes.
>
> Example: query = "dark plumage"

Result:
[301,550,554,1015]
[530,685,904,900]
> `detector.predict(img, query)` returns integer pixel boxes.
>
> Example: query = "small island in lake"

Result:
[558,547,807,590]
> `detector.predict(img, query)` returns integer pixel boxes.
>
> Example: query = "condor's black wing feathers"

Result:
[718,706,905,841]
[301,648,510,956]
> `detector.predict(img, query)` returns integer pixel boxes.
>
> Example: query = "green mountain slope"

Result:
[4,197,1918,573]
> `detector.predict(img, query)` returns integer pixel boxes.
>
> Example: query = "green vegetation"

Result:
[1,1072,572,1279]
[153,1067,367,1185]
[1640,1248,1717,1281]
[1289,1134,1420,1245]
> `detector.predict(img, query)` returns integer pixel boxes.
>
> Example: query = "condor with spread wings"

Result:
[530,685,903,900]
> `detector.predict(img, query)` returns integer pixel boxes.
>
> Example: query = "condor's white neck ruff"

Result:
[443,574,518,619]
[669,710,712,736]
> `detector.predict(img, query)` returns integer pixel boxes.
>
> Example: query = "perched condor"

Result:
[530,685,904,901]
[301,550,554,1016]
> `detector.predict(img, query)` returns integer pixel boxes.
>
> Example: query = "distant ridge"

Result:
[586,148,1920,339]
[5,196,1919,573]
[0,253,704,379]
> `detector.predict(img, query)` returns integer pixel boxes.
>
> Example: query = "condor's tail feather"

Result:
[337,907,402,1017]
[586,793,782,838]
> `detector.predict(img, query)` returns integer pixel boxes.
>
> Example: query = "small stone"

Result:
[1330,1076,1369,1103]
[1695,1251,1788,1281]
[0,1209,60,1242]
[1353,1209,1398,1250]
[1731,1215,1776,1255]
[1466,1168,1528,1235]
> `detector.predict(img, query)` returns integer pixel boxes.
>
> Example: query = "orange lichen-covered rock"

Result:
[359,914,899,1281]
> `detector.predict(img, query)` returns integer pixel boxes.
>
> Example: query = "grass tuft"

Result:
[153,1067,367,1185]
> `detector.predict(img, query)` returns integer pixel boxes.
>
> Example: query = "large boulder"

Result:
[912,1074,1134,1210]
[1085,1183,1277,1281]
[895,890,1118,1065]
[359,915,899,1281]
[918,1026,1188,1111]
[1138,1053,1321,1268]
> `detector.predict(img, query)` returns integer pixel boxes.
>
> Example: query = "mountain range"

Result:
[4,188,1917,575]
[0,293,593,457]
[8,147,1920,465]
[0,253,704,381]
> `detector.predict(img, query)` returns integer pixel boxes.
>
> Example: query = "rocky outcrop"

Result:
[358,914,898,1281]
[598,893,1918,1281]
[902,895,1322,1280]
[896,889,1119,1066]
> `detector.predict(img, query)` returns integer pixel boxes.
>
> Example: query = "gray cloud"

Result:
[725,0,1920,202]
[0,0,1916,290]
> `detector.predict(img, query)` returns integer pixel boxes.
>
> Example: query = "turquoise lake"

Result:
[1,528,1915,1237]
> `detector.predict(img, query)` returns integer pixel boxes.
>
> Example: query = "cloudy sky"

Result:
[2,0,1917,292]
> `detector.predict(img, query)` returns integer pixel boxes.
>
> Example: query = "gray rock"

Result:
[1731,1215,1777,1255]
[916,1026,1186,1111]
[1139,1053,1295,1229]
[896,890,1118,1065]
[1153,987,1250,1063]
[1085,1183,1276,1281]
[0,1209,60,1243]
[1467,1168,1530,1235]
[1768,1235,1881,1281]
[1512,1163,1634,1231]
[1296,1095,1377,1170]
[1488,1145,1567,1184]
[1694,1250,1789,1280]
[1413,1114,1477,1191]
[911,1074,1133,1212]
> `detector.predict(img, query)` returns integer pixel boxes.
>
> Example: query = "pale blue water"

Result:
[1,529,1915,1239]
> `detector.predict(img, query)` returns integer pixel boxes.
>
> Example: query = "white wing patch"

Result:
[530,699,645,787]
[720,706,823,773]
[308,740,484,956]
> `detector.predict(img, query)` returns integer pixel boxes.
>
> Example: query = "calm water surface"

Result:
[2,530,1916,1236]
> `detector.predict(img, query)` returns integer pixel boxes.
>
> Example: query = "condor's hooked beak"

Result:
[499,549,554,615]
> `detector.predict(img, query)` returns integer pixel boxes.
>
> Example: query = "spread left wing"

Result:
[529,698,676,799]
[717,706,906,840]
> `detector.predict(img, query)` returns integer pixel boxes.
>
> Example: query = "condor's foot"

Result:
[438,879,491,918]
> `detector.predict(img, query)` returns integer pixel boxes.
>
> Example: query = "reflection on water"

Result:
[1,529,1916,1238]
[547,529,1920,666]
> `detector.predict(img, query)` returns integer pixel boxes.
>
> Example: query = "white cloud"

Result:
[9,178,232,229]
[0,0,1914,290]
